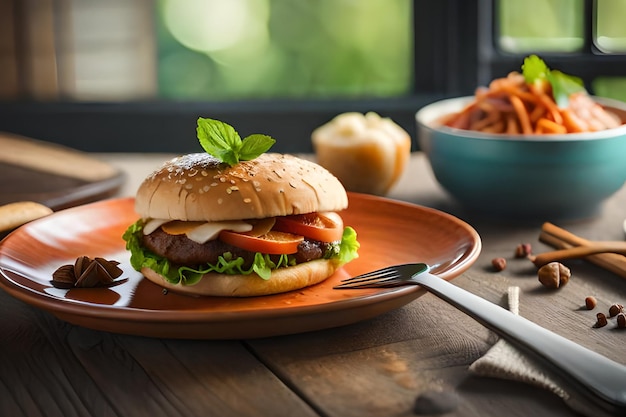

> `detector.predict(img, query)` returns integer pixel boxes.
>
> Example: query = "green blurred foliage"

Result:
[156,0,626,102]
[156,0,412,100]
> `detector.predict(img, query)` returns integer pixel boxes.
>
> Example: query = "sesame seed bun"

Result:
[135,153,348,221]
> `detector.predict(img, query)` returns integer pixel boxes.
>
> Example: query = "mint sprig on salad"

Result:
[196,117,276,166]
[521,55,586,108]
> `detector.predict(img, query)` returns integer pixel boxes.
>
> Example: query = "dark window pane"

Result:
[497,0,584,53]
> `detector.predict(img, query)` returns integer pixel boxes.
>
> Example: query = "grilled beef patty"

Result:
[142,228,329,268]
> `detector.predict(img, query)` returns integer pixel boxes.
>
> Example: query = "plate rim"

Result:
[0,194,481,334]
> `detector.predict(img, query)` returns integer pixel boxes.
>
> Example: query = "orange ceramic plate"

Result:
[0,194,481,339]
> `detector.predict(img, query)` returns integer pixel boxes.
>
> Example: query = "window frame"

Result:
[480,0,626,90]
[0,0,624,153]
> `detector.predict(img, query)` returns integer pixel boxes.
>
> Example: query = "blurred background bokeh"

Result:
[0,0,413,101]
[0,0,625,151]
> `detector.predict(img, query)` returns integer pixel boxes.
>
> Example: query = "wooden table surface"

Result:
[1,152,625,417]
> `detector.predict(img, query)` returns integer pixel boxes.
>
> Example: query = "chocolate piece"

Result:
[51,256,123,289]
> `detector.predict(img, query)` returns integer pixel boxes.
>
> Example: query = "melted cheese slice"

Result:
[143,218,253,244]
[161,220,207,235]
[185,221,252,243]
[246,217,276,237]
[143,218,170,235]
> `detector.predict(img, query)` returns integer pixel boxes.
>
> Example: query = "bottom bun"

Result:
[141,259,340,297]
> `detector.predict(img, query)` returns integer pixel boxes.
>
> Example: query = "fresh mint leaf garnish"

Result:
[522,54,549,85]
[521,54,586,108]
[196,117,276,166]
[548,70,585,108]
[196,117,240,165]
[239,134,276,161]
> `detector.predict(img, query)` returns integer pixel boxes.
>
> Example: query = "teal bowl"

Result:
[416,96,626,220]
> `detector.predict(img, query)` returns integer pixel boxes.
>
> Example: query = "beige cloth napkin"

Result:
[469,286,568,399]
[469,287,622,417]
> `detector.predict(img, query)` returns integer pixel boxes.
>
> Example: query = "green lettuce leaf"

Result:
[521,54,550,85]
[337,226,359,264]
[179,252,291,283]
[122,220,359,286]
[547,70,585,108]
[521,54,586,108]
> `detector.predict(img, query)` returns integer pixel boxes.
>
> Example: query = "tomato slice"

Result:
[274,212,344,243]
[219,230,303,254]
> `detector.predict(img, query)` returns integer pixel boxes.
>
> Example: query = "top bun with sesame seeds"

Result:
[135,152,348,221]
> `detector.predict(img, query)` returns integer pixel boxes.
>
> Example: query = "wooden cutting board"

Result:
[0,132,125,210]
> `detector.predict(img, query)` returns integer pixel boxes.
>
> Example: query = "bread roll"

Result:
[0,201,53,233]
[311,112,411,195]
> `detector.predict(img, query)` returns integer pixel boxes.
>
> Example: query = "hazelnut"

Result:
[594,312,608,328]
[617,313,626,329]
[514,243,532,258]
[584,296,597,310]
[608,303,624,317]
[491,257,506,271]
[537,262,570,288]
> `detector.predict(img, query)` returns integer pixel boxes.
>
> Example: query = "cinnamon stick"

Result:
[540,222,626,280]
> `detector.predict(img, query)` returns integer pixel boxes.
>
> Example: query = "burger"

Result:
[122,118,359,297]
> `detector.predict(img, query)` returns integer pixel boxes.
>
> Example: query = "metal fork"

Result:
[335,263,626,416]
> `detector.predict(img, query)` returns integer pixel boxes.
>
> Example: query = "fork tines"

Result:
[342,266,397,280]
[333,263,429,290]
[334,267,402,289]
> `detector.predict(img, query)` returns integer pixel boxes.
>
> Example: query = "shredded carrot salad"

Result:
[441,71,622,135]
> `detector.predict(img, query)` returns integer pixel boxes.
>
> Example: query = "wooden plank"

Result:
[0,133,125,210]
[460,201,626,362]
[247,294,497,417]
[246,295,576,416]
[0,291,106,417]
[0,0,20,99]
[20,0,59,99]
[0,290,318,417]
[55,0,156,100]
[54,0,76,97]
